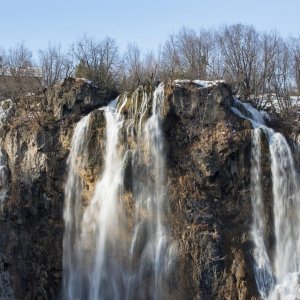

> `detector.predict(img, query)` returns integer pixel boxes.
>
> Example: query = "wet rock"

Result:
[45,77,118,119]
[0,79,109,299]
[0,79,271,299]
[164,82,259,299]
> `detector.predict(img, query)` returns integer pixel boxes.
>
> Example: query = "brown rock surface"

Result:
[0,78,277,299]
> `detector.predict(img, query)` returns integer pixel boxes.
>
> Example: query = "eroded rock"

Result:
[0,79,273,299]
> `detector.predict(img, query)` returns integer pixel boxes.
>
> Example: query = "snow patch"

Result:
[248,94,300,113]
[174,79,225,88]
[77,78,96,86]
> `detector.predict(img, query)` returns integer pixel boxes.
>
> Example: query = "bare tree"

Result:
[72,34,120,92]
[0,42,42,100]
[160,28,214,80]
[204,31,223,80]
[176,27,212,79]
[249,31,279,108]
[0,47,5,69]
[7,42,33,70]
[122,43,159,90]
[39,44,73,87]
[0,24,299,117]
[124,43,143,88]
[161,33,181,80]
[218,24,260,99]
[143,50,158,83]
[290,36,300,95]
[271,40,292,112]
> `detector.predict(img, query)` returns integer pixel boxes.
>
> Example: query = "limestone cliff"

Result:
[0,78,276,299]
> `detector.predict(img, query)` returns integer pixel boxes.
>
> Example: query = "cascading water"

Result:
[0,148,8,209]
[125,84,176,300]
[0,100,10,210]
[63,114,91,299]
[268,133,300,300]
[233,99,300,299]
[80,102,126,300]
[250,128,274,297]
[63,84,176,300]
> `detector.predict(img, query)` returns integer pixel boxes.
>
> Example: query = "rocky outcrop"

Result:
[163,81,259,299]
[44,77,117,119]
[0,106,70,299]
[0,78,110,299]
[0,78,278,299]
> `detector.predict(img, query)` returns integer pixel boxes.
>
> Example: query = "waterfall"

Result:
[250,128,274,297]
[63,84,176,300]
[80,103,125,300]
[268,133,300,300]
[232,99,300,299]
[0,148,8,209]
[125,84,176,299]
[0,100,11,210]
[63,114,91,299]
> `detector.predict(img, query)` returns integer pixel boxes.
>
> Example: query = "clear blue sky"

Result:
[1,0,299,56]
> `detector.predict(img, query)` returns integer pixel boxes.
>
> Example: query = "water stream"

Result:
[0,148,8,209]
[250,128,274,298]
[63,84,175,300]
[233,99,300,299]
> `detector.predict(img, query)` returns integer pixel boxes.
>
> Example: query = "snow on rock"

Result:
[55,78,97,88]
[248,93,300,113]
[78,78,93,85]
[75,78,99,87]
[193,80,225,88]
[174,79,225,88]
[290,96,300,107]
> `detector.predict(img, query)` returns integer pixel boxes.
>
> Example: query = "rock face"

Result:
[0,78,112,300]
[164,82,258,299]
[44,77,117,119]
[0,78,282,299]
